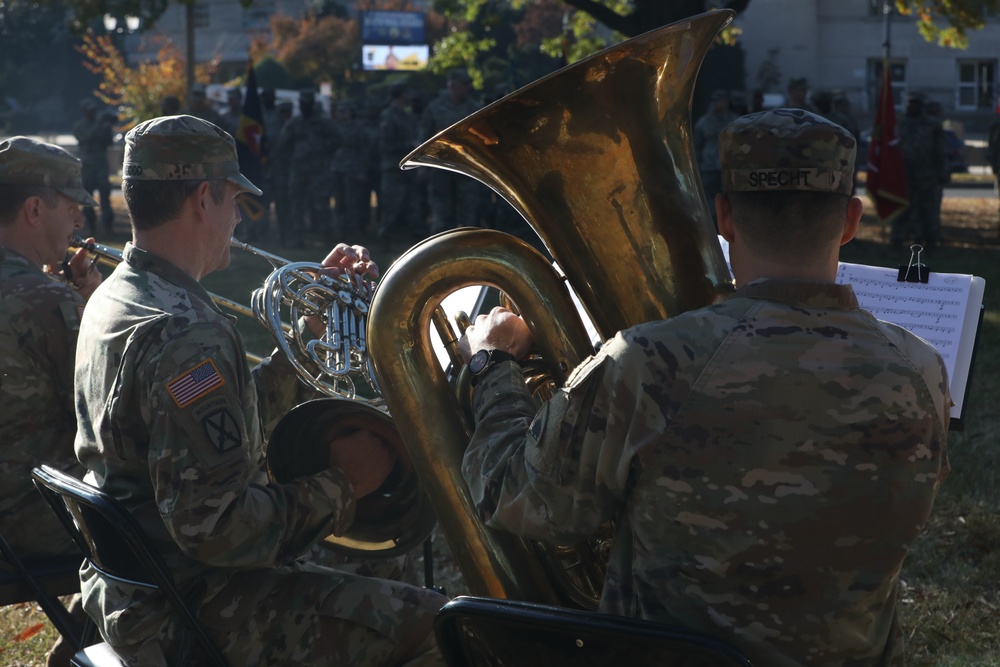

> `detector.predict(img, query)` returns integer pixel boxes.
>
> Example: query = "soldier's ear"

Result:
[21,195,47,228]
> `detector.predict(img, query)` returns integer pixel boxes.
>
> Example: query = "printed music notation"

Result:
[836,262,971,375]
[836,261,985,421]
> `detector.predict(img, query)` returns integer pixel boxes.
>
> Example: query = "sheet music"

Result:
[836,262,971,384]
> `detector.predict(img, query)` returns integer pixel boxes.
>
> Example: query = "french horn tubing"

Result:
[368,9,736,607]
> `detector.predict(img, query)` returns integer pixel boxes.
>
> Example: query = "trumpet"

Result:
[70,236,381,402]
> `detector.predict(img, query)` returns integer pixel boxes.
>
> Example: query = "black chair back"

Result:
[31,465,228,667]
[435,596,755,667]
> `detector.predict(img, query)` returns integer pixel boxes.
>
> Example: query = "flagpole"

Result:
[882,0,891,64]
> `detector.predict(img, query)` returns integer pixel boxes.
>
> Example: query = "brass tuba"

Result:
[368,9,736,606]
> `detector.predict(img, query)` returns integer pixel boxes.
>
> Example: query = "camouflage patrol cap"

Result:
[0,136,98,206]
[719,108,856,196]
[122,115,263,195]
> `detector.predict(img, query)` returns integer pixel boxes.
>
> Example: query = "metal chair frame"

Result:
[31,464,228,667]
[435,595,755,667]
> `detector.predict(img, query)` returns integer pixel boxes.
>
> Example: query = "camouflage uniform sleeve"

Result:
[462,334,634,546]
[251,345,321,440]
[141,320,355,568]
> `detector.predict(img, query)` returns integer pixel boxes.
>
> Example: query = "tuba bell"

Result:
[368,9,736,607]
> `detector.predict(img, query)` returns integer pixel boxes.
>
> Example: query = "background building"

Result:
[736,0,999,133]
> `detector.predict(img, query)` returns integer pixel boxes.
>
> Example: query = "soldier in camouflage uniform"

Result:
[377,83,420,247]
[1,137,102,667]
[1,136,101,558]
[694,89,738,226]
[73,115,446,665]
[988,106,1000,220]
[827,95,861,194]
[273,89,339,246]
[182,82,225,128]
[458,109,950,667]
[219,86,243,138]
[72,98,115,233]
[894,91,948,251]
[331,101,371,238]
[420,70,482,233]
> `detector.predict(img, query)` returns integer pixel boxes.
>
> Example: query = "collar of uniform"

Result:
[122,243,232,320]
[0,245,33,267]
[734,278,859,309]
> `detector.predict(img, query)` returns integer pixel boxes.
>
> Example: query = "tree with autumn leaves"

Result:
[76,32,218,128]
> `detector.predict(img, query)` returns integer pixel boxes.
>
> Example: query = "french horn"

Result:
[368,9,736,606]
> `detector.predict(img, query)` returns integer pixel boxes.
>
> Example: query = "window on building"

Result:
[957,61,996,110]
[868,60,906,109]
[244,0,274,30]
[193,3,210,29]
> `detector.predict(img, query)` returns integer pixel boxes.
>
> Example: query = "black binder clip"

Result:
[897,244,931,284]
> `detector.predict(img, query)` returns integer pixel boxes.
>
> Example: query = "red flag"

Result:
[866,69,908,224]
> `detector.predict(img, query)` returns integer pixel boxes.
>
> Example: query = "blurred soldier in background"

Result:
[269,99,295,239]
[693,89,737,227]
[786,77,820,114]
[362,98,385,236]
[420,70,482,234]
[273,88,338,246]
[159,95,181,117]
[828,94,861,193]
[220,86,243,137]
[183,82,225,127]
[895,91,948,251]
[377,83,420,250]
[331,101,371,239]
[72,98,115,234]
[0,136,103,667]
[988,103,1000,221]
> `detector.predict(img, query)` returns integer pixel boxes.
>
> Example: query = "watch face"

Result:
[468,349,490,374]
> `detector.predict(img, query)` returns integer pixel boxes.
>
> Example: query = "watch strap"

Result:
[470,349,517,387]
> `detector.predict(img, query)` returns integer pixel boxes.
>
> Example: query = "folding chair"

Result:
[30,464,228,667]
[435,596,755,667]
[0,530,84,648]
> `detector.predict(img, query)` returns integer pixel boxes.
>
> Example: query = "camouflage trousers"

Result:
[288,172,332,244]
[428,171,481,233]
[378,169,419,241]
[109,560,448,666]
[81,163,113,231]
[332,170,372,237]
[891,178,942,247]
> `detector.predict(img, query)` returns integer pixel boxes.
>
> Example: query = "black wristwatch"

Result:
[468,349,517,387]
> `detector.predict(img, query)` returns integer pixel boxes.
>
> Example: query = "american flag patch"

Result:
[167,360,225,408]
[77,304,85,320]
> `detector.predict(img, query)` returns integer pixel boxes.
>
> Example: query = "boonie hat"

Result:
[122,115,262,196]
[719,108,856,196]
[0,136,98,206]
